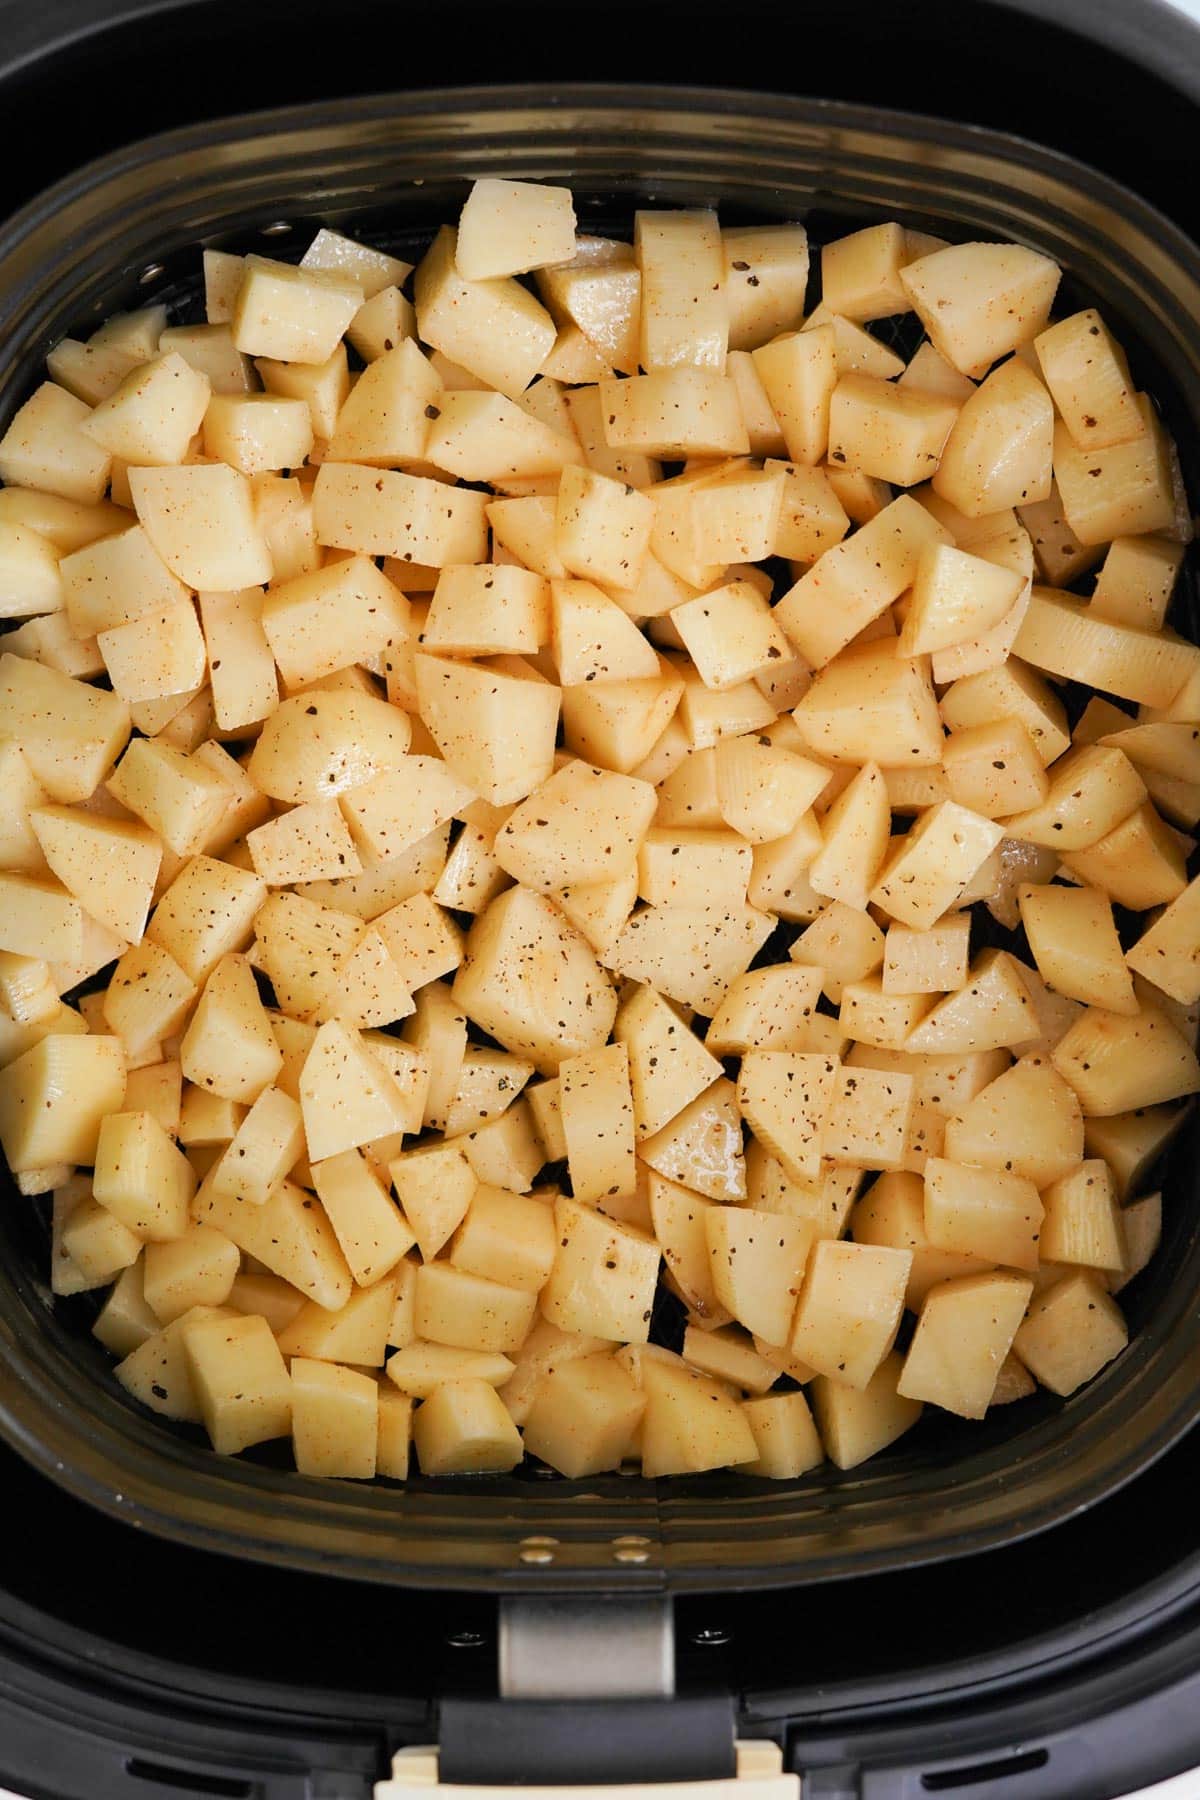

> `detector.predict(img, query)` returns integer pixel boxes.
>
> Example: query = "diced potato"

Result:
[1052,1003,1200,1115]
[495,758,654,892]
[129,463,272,590]
[899,543,1024,657]
[810,1351,923,1469]
[671,580,791,691]
[181,1310,291,1454]
[871,803,1003,931]
[752,327,837,465]
[924,1157,1043,1270]
[1053,402,1174,544]
[791,639,944,767]
[143,1222,240,1323]
[639,1355,757,1476]
[389,1140,477,1261]
[614,983,723,1137]
[1091,534,1184,632]
[821,1064,914,1169]
[0,383,113,504]
[0,652,131,804]
[415,226,555,400]
[706,964,825,1055]
[93,1260,161,1356]
[83,352,211,466]
[541,1196,660,1343]
[942,718,1048,818]
[1035,309,1142,452]
[904,950,1037,1055]
[1040,1158,1124,1269]
[413,1377,524,1474]
[737,1051,839,1185]
[261,555,406,688]
[181,954,282,1105]
[93,1108,194,1240]
[1126,874,1200,1004]
[0,1032,125,1171]
[852,1168,991,1310]
[900,241,1059,378]
[706,1207,814,1347]
[898,1273,1033,1418]
[790,1238,910,1388]
[300,228,411,298]
[1013,1272,1128,1395]
[740,1390,824,1478]
[932,360,1053,518]
[882,918,970,996]
[523,1351,644,1477]
[298,1019,414,1162]
[232,255,362,364]
[277,1274,399,1367]
[942,1053,1082,1188]
[1015,586,1199,709]
[1018,882,1137,1014]
[115,1303,233,1421]
[289,1357,377,1479]
[639,1076,745,1203]
[418,1261,536,1356]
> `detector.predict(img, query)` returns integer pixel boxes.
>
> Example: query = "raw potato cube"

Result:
[809,762,891,911]
[261,555,406,688]
[456,180,576,281]
[1013,1272,1128,1395]
[415,226,555,400]
[871,804,1004,931]
[276,1272,400,1367]
[637,828,751,909]
[555,463,654,588]
[181,954,282,1105]
[159,323,254,396]
[115,1303,232,1421]
[852,1168,991,1311]
[248,691,411,806]
[413,1378,524,1474]
[1018,882,1137,1014]
[647,1179,728,1328]
[1034,309,1141,452]
[93,1261,161,1357]
[104,940,196,1058]
[790,1238,910,1388]
[600,369,748,459]
[943,718,1048,818]
[426,390,580,483]
[559,1042,636,1204]
[552,578,659,684]
[0,383,113,504]
[943,1054,1083,1188]
[810,1351,923,1469]
[752,327,837,465]
[838,979,931,1052]
[389,1141,476,1262]
[822,222,908,321]
[924,1157,1044,1270]
[312,463,488,567]
[299,1020,414,1162]
[639,1356,757,1477]
[97,597,206,703]
[83,352,210,466]
[195,1173,352,1311]
[740,1391,824,1478]
[713,738,829,846]
[416,653,559,806]
[1052,1003,1200,1115]
[182,1310,292,1455]
[635,209,726,374]
[248,800,361,888]
[424,564,548,657]
[326,338,438,465]
[212,1086,305,1206]
[61,1196,142,1286]
[204,393,314,476]
[415,1261,535,1354]
[1126,874,1200,1005]
[722,225,808,351]
[826,374,958,488]
[737,1051,840,1184]
[450,1185,556,1294]
[441,1044,532,1135]
[822,1065,914,1169]
[615,984,722,1137]
[0,873,82,963]
[0,652,130,804]
[706,965,825,1055]
[541,1196,660,1343]
[130,463,272,590]
[301,228,411,299]
[388,1341,515,1402]
[107,740,227,857]
[93,1108,195,1240]
[376,1385,413,1480]
[882,918,970,996]
[898,543,1025,657]
[291,1358,378,1479]
[898,1273,1034,1418]
[905,950,1037,1055]
[791,902,884,1004]
[775,494,950,667]
[940,659,1070,768]
[639,1076,746,1202]
[523,1352,644,1477]
[899,241,1060,378]
[143,1222,240,1323]
[1016,587,1199,710]
[179,1087,244,1148]
[232,255,362,364]
[933,360,1054,518]
[1091,535,1183,632]
[0,1033,125,1171]
[705,1207,814,1347]
[1053,403,1174,544]
[1040,1159,1124,1269]
[670,580,791,691]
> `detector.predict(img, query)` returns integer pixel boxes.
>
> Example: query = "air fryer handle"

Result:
[377,1737,798,1795]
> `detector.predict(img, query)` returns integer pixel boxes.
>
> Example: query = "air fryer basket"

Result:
[0,86,1195,1594]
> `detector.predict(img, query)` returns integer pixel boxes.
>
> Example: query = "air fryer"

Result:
[0,2,1197,1796]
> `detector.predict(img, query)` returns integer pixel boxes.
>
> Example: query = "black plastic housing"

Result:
[0,86,1195,1593]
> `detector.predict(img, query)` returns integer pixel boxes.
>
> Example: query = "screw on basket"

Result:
[691,1626,731,1648]
[445,1628,486,1650]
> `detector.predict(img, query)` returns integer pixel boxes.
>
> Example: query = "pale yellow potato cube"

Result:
[768,459,850,562]
[48,336,140,405]
[737,1050,839,1185]
[0,487,125,554]
[939,658,1070,767]
[61,1194,142,1286]
[376,1385,412,1479]
[389,1140,476,1263]
[326,338,438,465]
[1013,1271,1127,1395]
[705,965,825,1057]
[496,759,654,893]
[415,653,560,805]
[555,462,654,588]
[600,369,748,459]
[248,799,361,887]
[904,950,1038,1055]
[637,827,751,908]
[107,739,228,857]
[346,285,418,364]
[1127,874,1200,1004]
[942,717,1048,818]
[0,1032,125,1171]
[647,1176,728,1328]
[413,1377,524,1474]
[1053,402,1175,544]
[180,1310,291,1455]
[276,1275,399,1367]
[256,345,349,439]
[1091,535,1183,632]
[809,762,891,911]
[289,1357,377,1479]
[523,1351,644,1478]
[244,890,362,1022]
[639,1076,745,1202]
[932,360,1054,518]
[0,383,113,504]
[899,341,976,402]
[838,978,932,1051]
[871,803,1003,931]
[607,900,774,1017]
[93,1260,161,1356]
[1112,1190,1163,1294]
[790,901,885,1004]
[195,1175,352,1311]
[159,322,255,396]
[454,179,576,281]
[453,886,618,1074]
[195,588,278,733]
[247,691,411,805]
[312,462,488,567]
[706,1207,814,1347]
[97,597,206,703]
[559,1042,636,1205]
[1052,1003,1200,1115]
[899,241,1059,377]
[0,652,131,803]
[721,226,808,352]
[882,918,970,996]
[827,374,958,489]
[424,564,548,657]
[0,952,59,1027]
[541,1196,660,1343]
[821,1065,914,1170]
[373,892,462,995]
[775,494,950,667]
[639,1355,757,1476]
[1003,742,1148,852]
[1040,1159,1124,1269]
[103,939,197,1058]
[93,1108,195,1240]
[387,1340,515,1400]
[924,1157,1043,1270]
[790,1238,910,1388]
[143,1222,240,1323]
[740,1391,824,1478]
[299,1019,415,1162]
[212,1086,305,1206]
[115,1302,233,1421]
[752,328,836,465]
[821,222,908,320]
[262,555,407,688]
[713,737,829,846]
[426,389,580,483]
[1034,309,1141,452]
[561,661,685,773]
[682,1326,775,1394]
[449,1185,556,1294]
[178,1086,244,1147]
[181,954,282,1106]
[635,208,726,374]
[414,225,555,399]
[232,255,362,364]
[83,352,210,466]
[121,1059,182,1136]
[203,393,314,476]
[1018,882,1137,1014]
[674,660,778,749]
[670,579,791,691]
[414,1261,535,1354]
[0,872,82,963]
[300,228,411,299]
[899,542,1024,658]
[615,983,722,1137]
[851,1168,991,1311]
[942,1053,1083,1188]
[552,577,660,684]
[898,1272,1034,1418]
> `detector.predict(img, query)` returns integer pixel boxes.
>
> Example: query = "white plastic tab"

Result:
[375,1740,800,1799]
